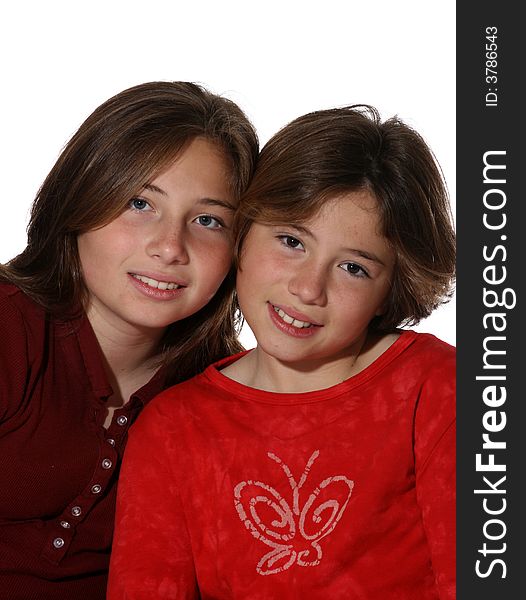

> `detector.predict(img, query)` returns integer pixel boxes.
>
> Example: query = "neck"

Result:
[224,331,399,394]
[86,305,164,382]
[250,354,359,393]
[237,339,367,394]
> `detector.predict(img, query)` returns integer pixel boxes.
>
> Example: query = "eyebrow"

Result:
[286,223,387,266]
[345,248,387,266]
[199,198,237,212]
[142,184,236,211]
[143,183,167,195]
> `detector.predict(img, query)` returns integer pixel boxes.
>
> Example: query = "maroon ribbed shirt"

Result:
[0,283,163,599]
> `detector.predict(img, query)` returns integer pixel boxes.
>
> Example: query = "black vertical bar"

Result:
[457,2,523,597]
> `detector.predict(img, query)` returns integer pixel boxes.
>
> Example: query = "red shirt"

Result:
[0,283,163,599]
[109,331,455,599]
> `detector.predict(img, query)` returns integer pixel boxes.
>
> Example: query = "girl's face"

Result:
[78,137,236,339]
[236,191,395,372]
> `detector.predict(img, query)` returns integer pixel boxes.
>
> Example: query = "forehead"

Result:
[304,190,382,230]
[149,137,234,197]
[298,190,394,266]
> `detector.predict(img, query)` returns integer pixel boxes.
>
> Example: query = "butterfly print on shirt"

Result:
[233,450,354,575]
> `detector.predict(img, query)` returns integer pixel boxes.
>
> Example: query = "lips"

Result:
[270,303,323,328]
[267,303,321,338]
[130,273,185,290]
[272,305,313,329]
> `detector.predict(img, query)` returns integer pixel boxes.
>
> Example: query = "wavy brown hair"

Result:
[234,105,455,331]
[0,81,258,385]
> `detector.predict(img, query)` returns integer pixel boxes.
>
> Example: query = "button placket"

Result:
[44,438,114,564]
[107,409,131,446]
[43,402,128,565]
[42,519,76,564]
[49,434,116,556]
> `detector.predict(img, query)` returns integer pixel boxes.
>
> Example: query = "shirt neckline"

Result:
[203,330,419,405]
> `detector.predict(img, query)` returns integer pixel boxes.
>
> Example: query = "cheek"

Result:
[239,243,285,279]
[194,239,234,292]
[235,251,267,310]
[235,257,282,316]
[235,268,253,301]
[78,223,132,266]
[77,233,106,276]
[334,285,390,326]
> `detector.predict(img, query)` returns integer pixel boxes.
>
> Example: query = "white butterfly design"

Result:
[233,450,354,575]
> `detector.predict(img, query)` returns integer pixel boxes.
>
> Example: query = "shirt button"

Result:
[60,521,71,529]
[91,484,102,494]
[53,537,65,549]
[107,438,116,446]
[71,506,82,517]
[102,459,113,469]
[116,415,128,426]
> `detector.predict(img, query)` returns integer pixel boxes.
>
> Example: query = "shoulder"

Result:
[369,331,454,393]
[130,356,243,439]
[404,332,455,394]
[409,331,455,358]
[379,331,455,430]
[0,283,45,326]
[0,282,26,311]
[0,285,44,419]
[408,333,455,443]
[402,331,455,379]
[130,372,212,434]
[155,371,211,407]
[0,283,48,356]
[0,284,33,344]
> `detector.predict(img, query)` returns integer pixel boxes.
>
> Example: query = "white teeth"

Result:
[273,305,312,328]
[132,274,180,290]
[292,318,309,328]
[280,310,294,324]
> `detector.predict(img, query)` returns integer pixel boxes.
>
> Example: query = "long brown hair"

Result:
[1,81,258,385]
[234,105,455,330]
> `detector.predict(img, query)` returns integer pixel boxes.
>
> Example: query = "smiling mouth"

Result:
[272,305,314,329]
[131,274,183,290]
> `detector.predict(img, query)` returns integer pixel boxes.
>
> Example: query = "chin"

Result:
[126,314,180,332]
[260,342,318,365]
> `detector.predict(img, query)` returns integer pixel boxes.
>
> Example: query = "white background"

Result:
[0,0,455,347]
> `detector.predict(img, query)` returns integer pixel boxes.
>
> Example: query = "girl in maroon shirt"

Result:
[0,82,258,599]
[109,106,456,599]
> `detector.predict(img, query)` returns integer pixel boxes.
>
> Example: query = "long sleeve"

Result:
[414,358,456,600]
[107,398,199,600]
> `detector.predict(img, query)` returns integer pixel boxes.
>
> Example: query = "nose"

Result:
[146,222,189,265]
[287,261,328,306]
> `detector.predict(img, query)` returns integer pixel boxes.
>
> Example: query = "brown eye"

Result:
[277,235,303,249]
[285,236,301,248]
[341,262,369,278]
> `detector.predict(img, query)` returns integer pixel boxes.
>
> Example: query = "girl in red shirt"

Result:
[109,105,456,599]
[0,81,257,599]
